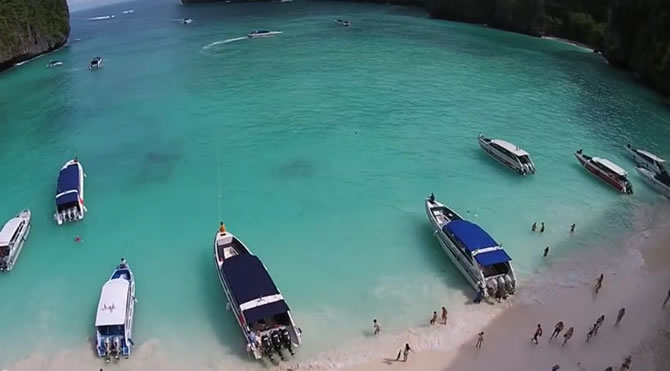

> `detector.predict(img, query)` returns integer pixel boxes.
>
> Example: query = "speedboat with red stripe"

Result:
[213,226,301,363]
[575,149,633,194]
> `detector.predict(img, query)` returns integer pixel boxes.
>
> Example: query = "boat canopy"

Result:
[95,280,130,327]
[636,149,665,164]
[474,249,512,266]
[443,220,499,254]
[222,254,289,322]
[491,139,529,157]
[0,218,22,245]
[56,163,81,206]
[593,158,627,176]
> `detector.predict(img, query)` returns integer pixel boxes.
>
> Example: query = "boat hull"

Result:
[637,167,670,199]
[575,153,630,193]
[626,145,665,173]
[478,136,535,175]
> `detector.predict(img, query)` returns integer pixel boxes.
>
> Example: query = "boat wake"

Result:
[88,15,115,21]
[202,37,248,49]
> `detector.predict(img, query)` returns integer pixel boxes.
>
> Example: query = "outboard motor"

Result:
[104,337,111,363]
[270,331,285,360]
[261,335,274,362]
[280,328,294,356]
[504,275,515,294]
[113,336,122,359]
[486,279,497,297]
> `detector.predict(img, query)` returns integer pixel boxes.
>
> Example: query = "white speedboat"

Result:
[214,226,301,362]
[122,9,134,14]
[248,30,282,38]
[46,60,63,68]
[334,19,351,27]
[625,144,666,174]
[54,159,87,225]
[181,18,193,24]
[0,210,31,272]
[637,167,670,199]
[425,195,516,298]
[95,260,136,362]
[89,57,103,69]
[478,133,536,175]
[575,149,633,194]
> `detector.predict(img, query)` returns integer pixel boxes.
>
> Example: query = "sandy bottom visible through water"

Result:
[5,206,670,371]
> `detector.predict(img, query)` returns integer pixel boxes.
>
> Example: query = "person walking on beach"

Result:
[619,355,631,371]
[595,274,604,294]
[615,307,626,326]
[594,315,605,336]
[562,327,574,346]
[543,246,550,257]
[402,343,413,362]
[551,365,560,371]
[476,331,484,348]
[549,321,564,341]
[586,324,595,342]
[532,324,543,344]
[430,311,438,325]
[532,222,537,232]
[441,307,448,325]
[373,319,380,335]
[664,289,670,307]
[540,222,545,233]
[570,223,576,233]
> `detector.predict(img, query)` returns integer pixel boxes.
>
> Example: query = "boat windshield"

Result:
[519,155,531,164]
[0,245,8,256]
[250,312,291,332]
[98,324,124,336]
[482,262,509,278]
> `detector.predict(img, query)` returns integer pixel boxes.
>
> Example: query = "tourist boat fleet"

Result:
[214,227,302,362]
[95,259,136,363]
[425,195,516,298]
[1,136,667,364]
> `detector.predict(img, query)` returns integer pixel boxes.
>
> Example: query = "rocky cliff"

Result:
[0,0,70,71]
[605,0,670,95]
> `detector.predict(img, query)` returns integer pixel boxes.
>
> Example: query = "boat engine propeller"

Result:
[103,337,111,363]
[261,335,274,362]
[270,331,285,360]
[280,328,294,356]
[112,336,121,359]
[504,274,515,294]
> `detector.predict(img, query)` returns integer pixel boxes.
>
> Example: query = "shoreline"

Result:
[344,205,670,371]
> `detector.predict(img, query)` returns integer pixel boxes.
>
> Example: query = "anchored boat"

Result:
[214,226,301,362]
[575,149,633,194]
[0,210,31,272]
[334,19,351,27]
[89,57,103,69]
[425,195,516,299]
[478,133,536,175]
[636,167,670,199]
[625,144,667,174]
[95,259,136,362]
[54,159,87,225]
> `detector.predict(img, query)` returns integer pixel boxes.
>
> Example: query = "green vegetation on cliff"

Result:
[0,0,70,69]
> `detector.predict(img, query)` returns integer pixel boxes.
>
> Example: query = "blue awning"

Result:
[475,249,512,266]
[56,191,79,206]
[243,300,290,323]
[222,254,282,307]
[443,220,499,254]
[57,164,80,194]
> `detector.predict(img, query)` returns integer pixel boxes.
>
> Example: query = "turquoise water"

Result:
[1,0,670,368]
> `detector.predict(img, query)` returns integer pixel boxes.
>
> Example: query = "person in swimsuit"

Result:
[441,307,448,325]
[550,321,564,341]
[373,319,380,335]
[476,332,484,348]
[402,343,413,362]
[532,324,543,344]
[615,307,625,326]
[562,327,574,346]
[430,311,438,325]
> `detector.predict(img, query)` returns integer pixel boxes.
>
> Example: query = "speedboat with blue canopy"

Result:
[95,259,136,363]
[214,225,301,363]
[425,194,516,299]
[54,159,87,225]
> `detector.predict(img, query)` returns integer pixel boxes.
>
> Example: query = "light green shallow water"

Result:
[1,0,670,367]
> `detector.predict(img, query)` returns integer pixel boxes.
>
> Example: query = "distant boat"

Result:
[46,60,63,68]
[89,15,115,21]
[478,133,536,175]
[625,144,666,174]
[0,210,31,272]
[54,159,87,225]
[334,19,351,27]
[248,30,282,38]
[95,260,136,362]
[180,18,193,24]
[575,149,633,194]
[425,195,516,298]
[89,57,103,70]
[214,226,302,362]
[636,167,670,199]
[122,9,134,14]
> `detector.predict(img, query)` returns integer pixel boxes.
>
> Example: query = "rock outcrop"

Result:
[604,0,670,95]
[0,0,70,71]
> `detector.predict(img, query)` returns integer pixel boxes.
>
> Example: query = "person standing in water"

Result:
[543,246,550,257]
[615,307,626,326]
[562,327,574,346]
[476,332,484,348]
[373,319,380,335]
[532,324,543,344]
[429,193,435,203]
[402,343,413,362]
[570,223,576,233]
[595,274,604,294]
[531,222,537,232]
[549,321,564,341]
[441,307,448,325]
[430,311,438,325]
[540,222,545,232]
